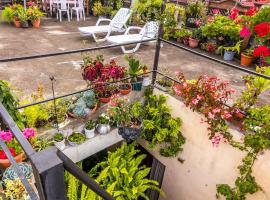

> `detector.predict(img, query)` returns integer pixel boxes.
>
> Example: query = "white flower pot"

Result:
[54,139,65,150]
[84,128,95,139]
[143,76,151,86]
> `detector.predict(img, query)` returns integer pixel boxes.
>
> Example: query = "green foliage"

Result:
[68,132,86,144]
[125,55,144,82]
[85,120,95,130]
[65,143,161,200]
[218,40,242,54]
[0,80,24,129]
[187,0,207,19]
[140,94,185,157]
[53,133,64,142]
[1,6,14,23]
[250,7,270,36]
[132,0,163,22]
[235,67,270,111]
[30,135,54,152]
[27,6,44,21]
[201,15,241,42]
[174,28,192,40]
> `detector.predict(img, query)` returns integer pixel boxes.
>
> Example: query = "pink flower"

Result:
[240,27,251,38]
[230,88,236,94]
[208,112,215,119]
[212,9,220,15]
[222,111,232,119]
[213,108,221,113]
[191,99,199,105]
[196,95,203,100]
[211,133,223,147]
[0,130,13,142]
[182,82,187,88]
[229,8,239,20]
[22,128,36,139]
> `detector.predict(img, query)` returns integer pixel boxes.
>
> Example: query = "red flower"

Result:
[253,46,270,57]
[229,8,239,20]
[0,148,16,159]
[27,1,34,6]
[246,6,257,16]
[254,22,270,37]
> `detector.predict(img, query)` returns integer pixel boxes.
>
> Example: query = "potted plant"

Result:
[125,56,144,91]
[0,128,36,169]
[97,88,113,103]
[18,9,29,28]
[1,6,14,24]
[218,41,242,61]
[156,77,173,92]
[1,178,31,199]
[142,65,151,86]
[189,28,202,48]
[241,48,254,67]
[11,4,24,28]
[174,28,192,45]
[84,120,95,139]
[119,82,132,95]
[53,132,65,150]
[68,91,98,118]
[108,98,143,141]
[96,113,111,135]
[67,132,86,146]
[186,0,206,28]
[27,6,44,28]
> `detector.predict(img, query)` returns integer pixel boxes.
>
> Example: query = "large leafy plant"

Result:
[140,91,185,157]
[201,15,241,42]
[65,143,161,200]
[0,80,24,129]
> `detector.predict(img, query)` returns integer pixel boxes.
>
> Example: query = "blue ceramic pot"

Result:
[223,50,236,61]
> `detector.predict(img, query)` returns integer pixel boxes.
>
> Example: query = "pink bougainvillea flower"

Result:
[211,133,223,147]
[22,128,36,139]
[253,46,270,57]
[254,22,270,37]
[222,110,232,119]
[208,112,215,119]
[229,8,239,20]
[213,108,221,114]
[240,27,251,38]
[0,130,13,142]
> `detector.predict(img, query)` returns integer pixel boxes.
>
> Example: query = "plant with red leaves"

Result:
[253,46,270,58]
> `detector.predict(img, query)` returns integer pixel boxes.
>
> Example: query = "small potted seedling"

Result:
[53,133,65,150]
[119,82,132,95]
[218,41,242,61]
[241,47,254,67]
[67,132,86,146]
[84,120,96,139]
[96,113,111,135]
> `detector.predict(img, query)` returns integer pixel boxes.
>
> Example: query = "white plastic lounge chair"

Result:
[78,8,132,42]
[106,21,159,54]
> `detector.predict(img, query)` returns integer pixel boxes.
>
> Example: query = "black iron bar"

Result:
[0,39,155,63]
[57,151,115,200]
[160,38,270,80]
[17,71,152,109]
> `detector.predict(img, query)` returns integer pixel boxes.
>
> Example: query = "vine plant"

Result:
[173,72,270,199]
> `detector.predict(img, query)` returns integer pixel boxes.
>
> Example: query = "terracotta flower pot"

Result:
[119,83,132,95]
[13,19,20,28]
[32,19,41,28]
[241,53,253,67]
[189,38,199,48]
[0,153,24,169]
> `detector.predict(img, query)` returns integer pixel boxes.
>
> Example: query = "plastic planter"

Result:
[241,53,253,67]
[84,128,95,139]
[118,125,142,142]
[223,50,236,61]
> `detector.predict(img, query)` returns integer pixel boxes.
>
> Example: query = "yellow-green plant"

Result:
[2,178,29,199]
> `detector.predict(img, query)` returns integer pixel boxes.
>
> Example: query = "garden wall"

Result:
[140,89,270,200]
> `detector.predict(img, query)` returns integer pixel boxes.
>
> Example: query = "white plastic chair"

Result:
[78,8,132,42]
[57,0,70,22]
[106,21,159,54]
[71,0,85,21]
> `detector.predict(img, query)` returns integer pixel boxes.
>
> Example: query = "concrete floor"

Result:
[0,16,269,105]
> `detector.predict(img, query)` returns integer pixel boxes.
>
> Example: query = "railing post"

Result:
[152,2,165,85]
[30,147,67,200]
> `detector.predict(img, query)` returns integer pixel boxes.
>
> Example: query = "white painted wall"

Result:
[139,89,270,200]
